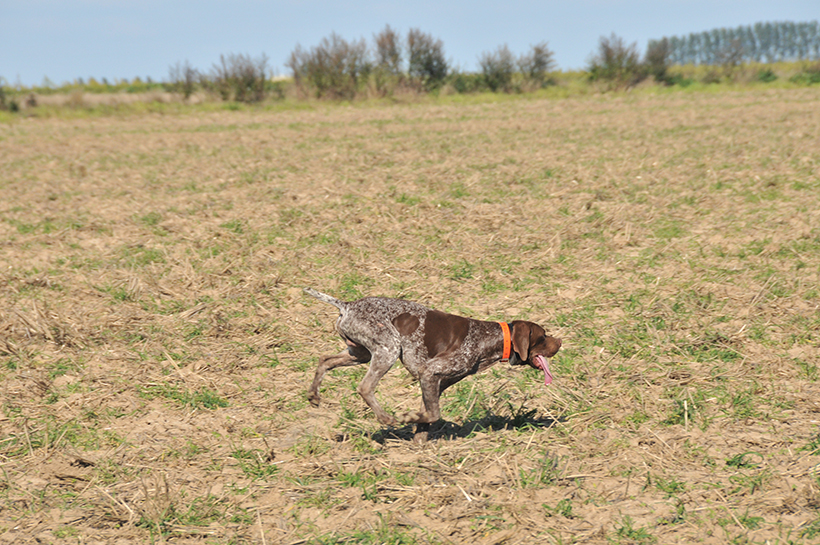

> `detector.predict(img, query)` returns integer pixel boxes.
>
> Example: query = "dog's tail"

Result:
[304,287,348,311]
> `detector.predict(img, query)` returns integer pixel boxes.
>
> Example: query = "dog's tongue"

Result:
[534,355,554,386]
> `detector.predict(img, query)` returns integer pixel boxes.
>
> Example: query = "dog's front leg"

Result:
[399,373,443,424]
[405,373,465,443]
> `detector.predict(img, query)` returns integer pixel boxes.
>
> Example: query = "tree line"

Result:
[3,20,820,111]
[286,26,555,99]
[160,26,557,102]
[656,21,820,66]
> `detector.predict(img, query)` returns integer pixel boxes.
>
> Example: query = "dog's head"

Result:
[509,321,561,385]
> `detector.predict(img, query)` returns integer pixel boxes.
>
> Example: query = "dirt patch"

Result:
[1,89,820,543]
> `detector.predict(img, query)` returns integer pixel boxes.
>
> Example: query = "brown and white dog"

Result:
[304,288,561,439]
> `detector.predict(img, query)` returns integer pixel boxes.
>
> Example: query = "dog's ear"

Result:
[511,322,531,362]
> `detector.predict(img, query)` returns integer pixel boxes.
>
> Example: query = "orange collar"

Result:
[498,322,511,363]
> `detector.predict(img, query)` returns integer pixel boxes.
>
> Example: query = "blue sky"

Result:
[2,1,817,86]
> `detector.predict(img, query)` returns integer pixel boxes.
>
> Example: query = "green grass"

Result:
[725,451,763,469]
[231,448,279,480]
[544,498,575,518]
[614,516,656,544]
[307,518,420,545]
[290,433,332,458]
[138,384,229,409]
[519,451,562,488]
[655,476,686,498]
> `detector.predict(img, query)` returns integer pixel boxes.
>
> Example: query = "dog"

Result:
[304,288,561,440]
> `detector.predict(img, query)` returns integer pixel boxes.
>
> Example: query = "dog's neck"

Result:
[497,321,511,363]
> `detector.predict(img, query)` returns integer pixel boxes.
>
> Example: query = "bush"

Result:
[449,71,486,94]
[476,42,555,93]
[287,28,448,98]
[168,60,199,99]
[479,45,516,92]
[0,79,18,112]
[407,28,448,90]
[288,34,370,99]
[518,42,556,88]
[715,39,745,80]
[645,38,671,84]
[373,25,403,94]
[756,68,778,82]
[374,25,402,76]
[701,69,723,84]
[265,80,287,100]
[588,33,647,88]
[789,62,820,85]
[209,53,270,103]
[665,74,694,87]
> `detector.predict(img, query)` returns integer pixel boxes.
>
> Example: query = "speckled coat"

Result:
[304,288,561,441]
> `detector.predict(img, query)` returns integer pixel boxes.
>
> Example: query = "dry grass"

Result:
[1,88,819,544]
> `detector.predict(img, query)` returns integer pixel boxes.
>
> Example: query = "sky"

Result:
[2,0,817,87]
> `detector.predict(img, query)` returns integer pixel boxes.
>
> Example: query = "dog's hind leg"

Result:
[307,342,371,407]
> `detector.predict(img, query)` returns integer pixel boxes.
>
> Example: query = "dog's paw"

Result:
[307,392,321,407]
[401,411,441,425]
[376,414,398,427]
[413,430,429,444]
[397,411,419,423]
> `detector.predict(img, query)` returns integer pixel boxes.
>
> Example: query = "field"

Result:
[1,87,820,544]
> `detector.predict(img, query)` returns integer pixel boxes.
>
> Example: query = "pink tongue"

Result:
[535,355,554,386]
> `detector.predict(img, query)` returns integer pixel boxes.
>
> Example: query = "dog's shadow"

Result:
[369,409,561,444]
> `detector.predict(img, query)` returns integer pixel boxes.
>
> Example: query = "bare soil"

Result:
[1,88,820,544]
